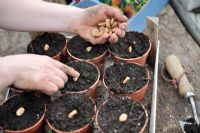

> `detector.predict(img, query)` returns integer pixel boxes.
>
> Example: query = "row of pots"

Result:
[0,31,152,133]
[27,32,151,72]
[1,92,148,133]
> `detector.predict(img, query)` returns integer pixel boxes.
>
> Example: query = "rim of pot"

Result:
[27,40,67,59]
[95,96,149,133]
[103,62,150,95]
[53,43,67,59]
[66,44,108,63]
[46,93,97,133]
[1,94,46,133]
[109,40,152,62]
[64,60,100,94]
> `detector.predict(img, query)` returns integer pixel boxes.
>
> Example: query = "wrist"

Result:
[63,7,85,34]
[0,56,16,89]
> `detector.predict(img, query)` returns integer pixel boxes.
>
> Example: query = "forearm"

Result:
[0,0,84,33]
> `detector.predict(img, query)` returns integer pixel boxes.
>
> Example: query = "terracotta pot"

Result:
[1,95,46,133]
[95,96,148,133]
[53,44,67,62]
[27,40,67,63]
[111,40,152,65]
[64,61,100,99]
[46,93,97,133]
[103,63,150,101]
[66,47,108,79]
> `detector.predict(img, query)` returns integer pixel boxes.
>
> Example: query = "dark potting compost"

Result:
[97,96,146,133]
[0,92,49,130]
[62,61,99,92]
[110,31,150,58]
[46,93,95,132]
[183,118,200,133]
[27,32,66,57]
[104,62,148,93]
[67,35,108,60]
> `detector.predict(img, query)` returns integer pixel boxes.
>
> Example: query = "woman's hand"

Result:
[0,54,80,95]
[76,4,128,44]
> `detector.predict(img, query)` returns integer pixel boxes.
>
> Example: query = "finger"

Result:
[39,82,58,95]
[108,33,118,44]
[61,65,80,79]
[51,60,80,79]
[106,7,128,22]
[91,33,109,45]
[48,75,65,89]
[115,28,125,38]
[52,67,68,83]
[119,22,128,31]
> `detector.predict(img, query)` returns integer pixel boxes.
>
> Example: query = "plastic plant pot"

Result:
[103,62,150,101]
[46,93,96,133]
[95,96,148,133]
[67,35,108,78]
[109,31,152,65]
[27,32,67,63]
[61,61,100,99]
[0,93,49,133]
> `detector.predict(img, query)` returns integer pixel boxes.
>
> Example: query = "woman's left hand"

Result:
[76,4,128,45]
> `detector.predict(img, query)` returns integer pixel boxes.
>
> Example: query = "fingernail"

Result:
[73,73,80,81]
[120,25,126,30]
[123,15,128,21]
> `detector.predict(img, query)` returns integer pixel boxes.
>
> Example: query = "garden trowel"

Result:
[164,55,200,133]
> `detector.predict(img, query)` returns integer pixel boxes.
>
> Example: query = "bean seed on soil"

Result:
[119,113,128,122]
[68,109,78,119]
[44,44,49,51]
[16,107,25,117]
[122,76,131,85]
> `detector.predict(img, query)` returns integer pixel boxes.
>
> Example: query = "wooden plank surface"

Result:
[157,5,200,132]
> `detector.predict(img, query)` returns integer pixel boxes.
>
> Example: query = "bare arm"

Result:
[0,0,83,33]
[0,0,128,44]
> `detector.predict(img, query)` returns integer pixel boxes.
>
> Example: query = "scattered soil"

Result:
[67,35,108,60]
[27,32,66,57]
[184,118,200,133]
[62,61,99,92]
[46,93,95,132]
[0,92,49,130]
[104,62,148,93]
[97,96,146,133]
[95,86,109,109]
[110,31,150,58]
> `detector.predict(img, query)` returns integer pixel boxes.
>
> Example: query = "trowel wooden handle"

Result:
[164,55,194,97]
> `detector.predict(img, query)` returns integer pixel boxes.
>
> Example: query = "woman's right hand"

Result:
[0,54,80,95]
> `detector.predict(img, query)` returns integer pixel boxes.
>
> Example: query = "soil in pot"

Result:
[104,62,149,94]
[110,31,150,58]
[97,96,146,133]
[67,35,108,60]
[27,32,66,57]
[0,92,49,131]
[61,61,99,92]
[46,93,95,132]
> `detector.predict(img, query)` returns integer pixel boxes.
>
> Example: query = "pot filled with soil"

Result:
[96,96,148,133]
[109,31,151,65]
[46,93,96,133]
[27,32,67,62]
[60,61,100,98]
[103,62,149,101]
[67,35,108,77]
[0,92,50,133]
